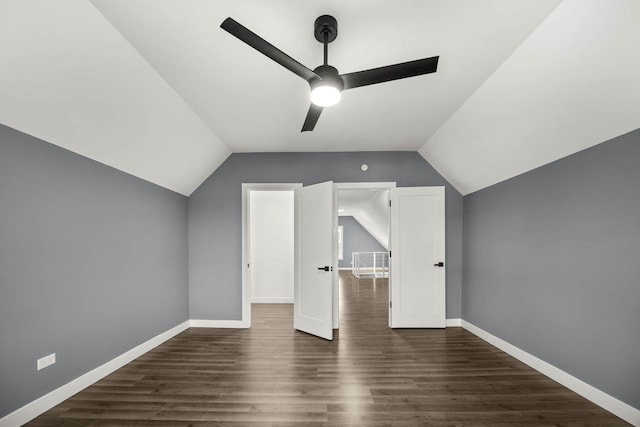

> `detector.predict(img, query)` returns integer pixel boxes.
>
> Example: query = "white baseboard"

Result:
[189,319,249,328]
[445,318,462,327]
[461,320,640,426]
[0,321,190,427]
[250,297,294,304]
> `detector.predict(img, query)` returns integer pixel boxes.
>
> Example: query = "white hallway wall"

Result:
[249,190,294,303]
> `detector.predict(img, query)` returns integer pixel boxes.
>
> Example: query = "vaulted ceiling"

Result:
[1,1,638,195]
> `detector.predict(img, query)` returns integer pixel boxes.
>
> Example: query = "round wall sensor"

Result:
[361,164,368,172]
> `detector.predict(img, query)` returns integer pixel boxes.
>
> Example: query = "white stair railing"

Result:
[352,252,389,278]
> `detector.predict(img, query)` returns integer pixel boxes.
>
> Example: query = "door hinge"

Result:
[247,263,250,268]
[389,200,391,207]
[389,301,392,308]
[389,251,391,258]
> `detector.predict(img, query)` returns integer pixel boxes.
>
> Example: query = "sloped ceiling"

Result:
[420,0,640,194]
[338,189,390,250]
[0,0,230,195]
[1,1,638,196]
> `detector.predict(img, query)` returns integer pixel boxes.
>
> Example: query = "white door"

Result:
[390,186,445,328]
[294,181,335,340]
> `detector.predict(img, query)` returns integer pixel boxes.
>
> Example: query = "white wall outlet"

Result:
[37,353,56,371]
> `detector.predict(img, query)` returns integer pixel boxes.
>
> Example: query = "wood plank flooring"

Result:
[27,272,629,426]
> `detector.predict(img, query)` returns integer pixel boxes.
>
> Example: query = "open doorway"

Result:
[241,183,301,327]
[336,183,395,329]
[337,188,390,274]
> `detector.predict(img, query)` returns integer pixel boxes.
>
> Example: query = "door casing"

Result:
[241,183,302,328]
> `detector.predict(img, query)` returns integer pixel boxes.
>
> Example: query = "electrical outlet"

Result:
[37,353,56,371]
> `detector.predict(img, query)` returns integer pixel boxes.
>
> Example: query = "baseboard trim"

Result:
[445,318,462,327]
[251,297,294,304]
[189,319,249,328]
[461,320,640,426]
[0,321,190,427]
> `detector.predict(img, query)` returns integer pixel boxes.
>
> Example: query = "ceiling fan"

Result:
[220,15,439,132]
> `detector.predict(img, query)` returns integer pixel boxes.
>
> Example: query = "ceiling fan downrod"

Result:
[314,15,337,66]
[323,31,329,65]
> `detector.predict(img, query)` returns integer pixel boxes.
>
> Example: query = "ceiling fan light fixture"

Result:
[310,83,341,107]
[309,65,344,107]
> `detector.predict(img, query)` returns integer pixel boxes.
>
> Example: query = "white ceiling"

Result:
[1,1,638,195]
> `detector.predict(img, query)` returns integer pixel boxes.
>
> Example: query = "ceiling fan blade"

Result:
[341,56,439,90]
[301,104,323,132]
[221,18,319,82]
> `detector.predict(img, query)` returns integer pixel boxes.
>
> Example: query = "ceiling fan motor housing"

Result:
[310,65,344,91]
[314,15,338,43]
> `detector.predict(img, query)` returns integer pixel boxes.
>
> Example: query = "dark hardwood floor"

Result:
[27,272,629,426]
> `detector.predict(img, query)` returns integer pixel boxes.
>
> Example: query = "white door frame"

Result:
[335,182,396,328]
[241,183,302,327]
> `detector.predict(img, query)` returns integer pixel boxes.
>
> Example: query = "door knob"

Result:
[317,266,331,271]
[434,262,444,267]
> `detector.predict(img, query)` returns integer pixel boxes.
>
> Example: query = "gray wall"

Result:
[462,128,640,409]
[0,125,189,418]
[338,216,386,269]
[189,152,463,320]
